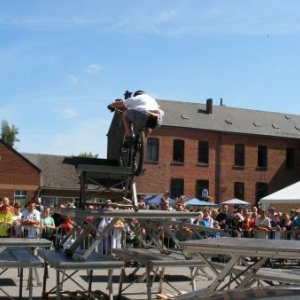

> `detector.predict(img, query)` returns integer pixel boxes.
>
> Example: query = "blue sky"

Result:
[1,1,300,158]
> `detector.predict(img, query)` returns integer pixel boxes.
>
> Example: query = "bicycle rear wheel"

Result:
[132,131,145,176]
[120,135,132,169]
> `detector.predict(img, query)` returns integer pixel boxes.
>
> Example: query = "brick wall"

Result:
[0,142,40,202]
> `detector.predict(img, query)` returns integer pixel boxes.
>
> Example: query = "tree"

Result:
[1,120,20,148]
[78,152,99,158]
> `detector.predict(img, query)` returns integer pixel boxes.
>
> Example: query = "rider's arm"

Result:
[107,99,125,111]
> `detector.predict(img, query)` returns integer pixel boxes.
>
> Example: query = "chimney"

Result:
[206,98,213,114]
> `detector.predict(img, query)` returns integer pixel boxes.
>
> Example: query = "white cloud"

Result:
[84,64,103,73]
[66,75,81,85]
[51,105,77,119]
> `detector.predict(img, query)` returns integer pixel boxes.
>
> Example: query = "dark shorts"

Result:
[126,109,162,130]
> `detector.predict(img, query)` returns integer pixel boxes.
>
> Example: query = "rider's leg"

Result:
[123,112,133,137]
[144,127,152,138]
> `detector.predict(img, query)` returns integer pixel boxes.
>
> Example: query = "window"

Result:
[257,145,268,168]
[286,147,295,170]
[234,144,245,167]
[173,139,184,163]
[196,180,209,200]
[198,141,209,164]
[170,178,184,198]
[256,182,268,205]
[14,190,28,205]
[147,138,159,162]
[234,182,244,200]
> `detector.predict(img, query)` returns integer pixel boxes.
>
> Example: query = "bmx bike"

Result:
[120,126,146,176]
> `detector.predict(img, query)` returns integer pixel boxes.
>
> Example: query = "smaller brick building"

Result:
[0,141,40,205]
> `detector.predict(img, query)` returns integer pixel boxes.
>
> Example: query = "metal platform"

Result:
[38,250,124,300]
[0,247,42,300]
[77,161,137,208]
[77,163,134,177]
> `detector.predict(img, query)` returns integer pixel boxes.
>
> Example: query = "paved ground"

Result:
[0,261,214,299]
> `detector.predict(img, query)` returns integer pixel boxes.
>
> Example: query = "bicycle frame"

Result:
[120,124,145,176]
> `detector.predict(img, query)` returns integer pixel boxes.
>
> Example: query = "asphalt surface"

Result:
[0,259,213,300]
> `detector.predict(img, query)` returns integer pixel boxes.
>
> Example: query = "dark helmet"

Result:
[133,90,145,97]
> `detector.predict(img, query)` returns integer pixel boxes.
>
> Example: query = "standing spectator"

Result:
[255,210,271,239]
[176,195,186,209]
[36,197,44,214]
[161,200,173,211]
[201,208,214,228]
[210,209,219,220]
[216,205,230,229]
[280,213,293,239]
[20,202,41,238]
[0,205,13,237]
[291,209,300,239]
[0,197,14,213]
[270,213,282,239]
[12,202,23,237]
[96,199,114,254]
[193,211,204,225]
[138,197,146,210]
[268,207,277,221]
[41,207,56,241]
[112,218,125,250]
[227,213,244,237]
[242,211,255,238]
[251,206,260,217]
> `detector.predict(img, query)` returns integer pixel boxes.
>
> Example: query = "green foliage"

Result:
[1,120,20,148]
[78,152,99,158]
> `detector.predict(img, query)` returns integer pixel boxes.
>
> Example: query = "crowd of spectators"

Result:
[0,196,75,243]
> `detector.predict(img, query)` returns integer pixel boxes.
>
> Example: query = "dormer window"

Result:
[181,115,189,120]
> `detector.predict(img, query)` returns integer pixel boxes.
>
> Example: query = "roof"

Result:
[21,153,122,191]
[22,153,80,189]
[157,99,300,139]
[260,181,300,203]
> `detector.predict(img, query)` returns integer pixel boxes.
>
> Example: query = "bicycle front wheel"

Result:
[120,135,132,169]
[132,131,145,176]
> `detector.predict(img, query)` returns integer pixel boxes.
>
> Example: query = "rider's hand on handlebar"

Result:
[107,104,115,112]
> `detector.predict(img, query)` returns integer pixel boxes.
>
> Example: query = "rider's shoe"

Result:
[123,136,133,148]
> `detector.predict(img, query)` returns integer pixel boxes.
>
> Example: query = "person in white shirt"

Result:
[20,202,41,238]
[107,90,164,145]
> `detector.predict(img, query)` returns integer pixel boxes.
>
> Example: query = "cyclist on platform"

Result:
[107,90,164,147]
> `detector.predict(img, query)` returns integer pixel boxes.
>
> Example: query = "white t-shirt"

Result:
[21,209,41,238]
[124,94,164,117]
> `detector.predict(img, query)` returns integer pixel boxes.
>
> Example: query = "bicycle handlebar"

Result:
[107,104,115,112]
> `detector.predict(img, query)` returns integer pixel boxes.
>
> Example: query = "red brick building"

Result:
[107,99,300,206]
